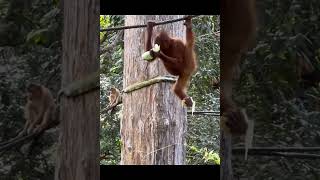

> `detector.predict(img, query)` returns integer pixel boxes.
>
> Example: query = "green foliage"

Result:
[100,15,110,40]
[187,146,220,165]
[100,15,124,165]
[26,28,50,44]
[186,15,220,165]
[0,0,62,179]
[232,1,320,179]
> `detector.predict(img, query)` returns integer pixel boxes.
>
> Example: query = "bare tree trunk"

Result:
[220,132,233,180]
[121,15,187,165]
[55,0,100,179]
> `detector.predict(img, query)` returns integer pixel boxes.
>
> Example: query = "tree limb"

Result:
[100,15,201,32]
[187,111,220,116]
[58,71,100,101]
[233,147,320,153]
[123,75,177,93]
[0,118,59,154]
[101,98,122,115]
[234,151,320,159]
[100,76,221,116]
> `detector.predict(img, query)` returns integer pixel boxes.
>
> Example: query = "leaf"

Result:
[26,29,49,44]
[189,145,198,152]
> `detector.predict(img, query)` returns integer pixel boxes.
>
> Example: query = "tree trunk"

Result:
[121,15,187,165]
[220,132,233,180]
[55,0,100,179]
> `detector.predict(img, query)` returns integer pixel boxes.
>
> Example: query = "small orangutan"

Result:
[107,87,122,112]
[18,83,56,136]
[144,16,197,107]
[109,87,121,106]
[220,0,256,135]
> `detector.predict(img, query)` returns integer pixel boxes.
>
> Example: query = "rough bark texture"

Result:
[220,132,233,180]
[54,0,100,179]
[121,15,187,165]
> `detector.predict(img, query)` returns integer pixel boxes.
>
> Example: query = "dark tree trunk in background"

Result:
[220,132,233,180]
[55,0,100,179]
[121,15,187,165]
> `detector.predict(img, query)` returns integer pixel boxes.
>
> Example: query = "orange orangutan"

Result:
[145,16,197,107]
[221,0,257,135]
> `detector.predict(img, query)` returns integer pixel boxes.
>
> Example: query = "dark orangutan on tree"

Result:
[144,16,197,107]
[18,83,56,136]
[221,0,256,135]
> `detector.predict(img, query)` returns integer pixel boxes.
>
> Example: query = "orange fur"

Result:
[221,0,256,135]
[145,17,197,107]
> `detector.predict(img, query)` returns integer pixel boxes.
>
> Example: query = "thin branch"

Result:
[197,31,220,39]
[100,15,201,32]
[187,111,220,116]
[0,132,40,152]
[101,99,122,115]
[0,118,59,154]
[234,151,320,159]
[213,31,220,37]
[233,147,320,153]
[142,143,182,159]
[0,135,24,146]
[270,152,320,159]
[123,75,177,93]
[233,147,320,159]
[101,99,220,117]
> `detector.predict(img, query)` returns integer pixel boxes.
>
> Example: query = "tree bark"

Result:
[121,15,187,165]
[55,0,100,179]
[220,132,233,180]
